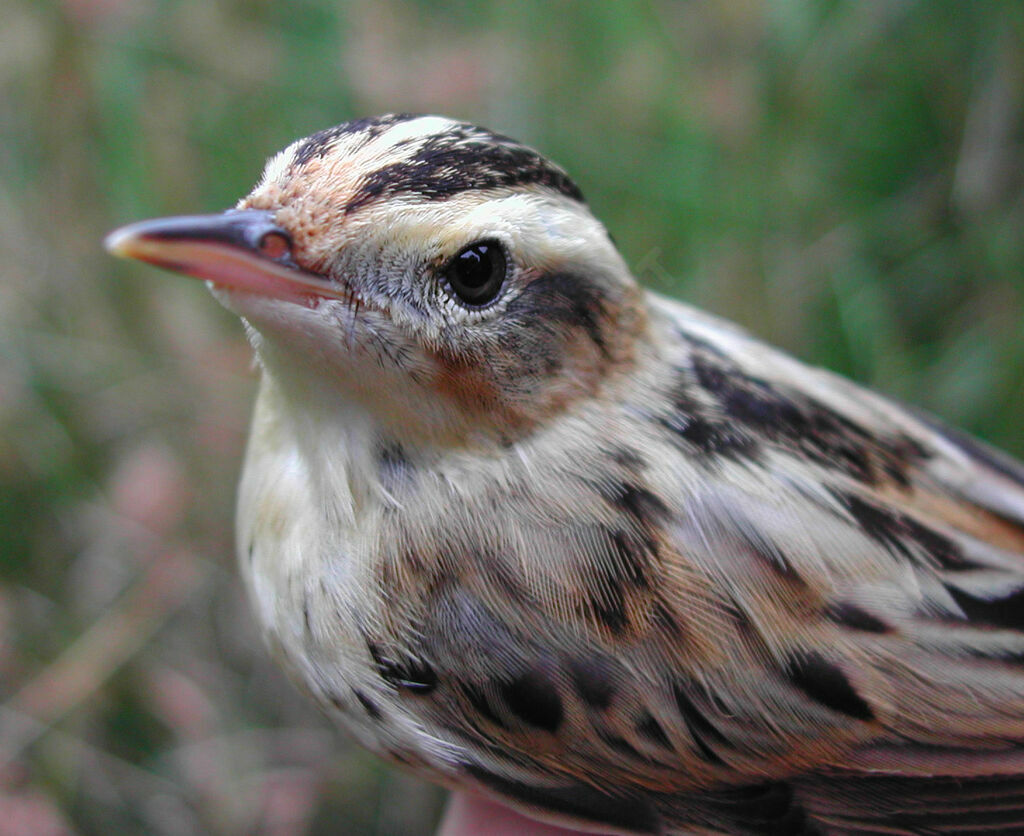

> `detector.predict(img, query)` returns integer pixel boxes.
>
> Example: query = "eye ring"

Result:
[441,240,507,307]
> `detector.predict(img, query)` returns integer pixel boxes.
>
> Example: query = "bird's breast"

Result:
[235,378,386,702]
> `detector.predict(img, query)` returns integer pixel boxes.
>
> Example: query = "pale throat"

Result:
[249,359,396,524]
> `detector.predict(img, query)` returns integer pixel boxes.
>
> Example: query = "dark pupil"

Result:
[454,245,493,288]
[445,240,506,305]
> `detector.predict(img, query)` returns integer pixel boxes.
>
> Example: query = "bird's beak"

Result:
[104,209,348,304]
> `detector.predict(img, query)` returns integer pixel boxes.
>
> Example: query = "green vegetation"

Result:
[1,2,1021,833]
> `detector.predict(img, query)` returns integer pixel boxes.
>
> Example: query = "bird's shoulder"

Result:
[646,289,1024,540]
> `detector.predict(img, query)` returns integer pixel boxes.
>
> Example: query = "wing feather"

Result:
[651,297,1024,833]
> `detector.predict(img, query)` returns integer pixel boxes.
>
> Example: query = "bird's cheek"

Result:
[417,344,538,439]
[430,357,503,419]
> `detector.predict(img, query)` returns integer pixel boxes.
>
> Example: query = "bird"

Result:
[106,114,1024,835]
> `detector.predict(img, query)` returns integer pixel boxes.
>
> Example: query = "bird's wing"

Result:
[640,295,1024,833]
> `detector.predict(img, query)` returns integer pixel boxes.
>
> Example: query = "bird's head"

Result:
[107,115,646,447]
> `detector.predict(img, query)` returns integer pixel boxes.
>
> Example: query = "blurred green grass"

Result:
[1,1,1022,834]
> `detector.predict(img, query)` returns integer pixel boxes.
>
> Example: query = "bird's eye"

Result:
[442,240,507,307]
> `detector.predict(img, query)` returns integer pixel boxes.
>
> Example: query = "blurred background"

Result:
[2,1,1022,833]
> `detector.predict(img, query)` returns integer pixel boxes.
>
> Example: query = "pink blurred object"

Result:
[439,792,602,836]
[257,769,321,836]
[109,443,189,538]
[62,0,135,27]
[0,787,75,836]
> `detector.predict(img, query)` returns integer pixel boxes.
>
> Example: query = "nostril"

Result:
[258,230,292,260]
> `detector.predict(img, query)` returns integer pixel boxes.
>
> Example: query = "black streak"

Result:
[945,584,1024,632]
[668,414,758,460]
[605,482,670,528]
[346,124,584,213]
[368,642,438,695]
[900,514,968,570]
[684,339,927,485]
[785,652,874,720]
[584,481,671,635]
[378,442,413,491]
[825,602,892,634]
[744,528,803,583]
[838,493,911,557]
[589,582,630,635]
[598,730,651,762]
[292,114,417,167]
[501,670,563,733]
[463,765,660,834]
[673,682,729,764]
[636,712,673,750]
[834,490,966,570]
[353,689,382,720]
[652,602,684,638]
[660,382,759,462]
[603,483,664,575]
[568,657,616,710]
[460,683,506,729]
[609,446,646,471]
[707,782,822,835]
[609,529,652,587]
[696,353,874,481]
